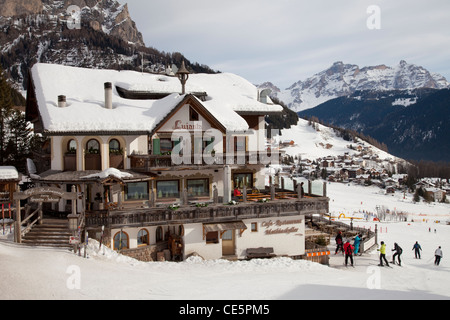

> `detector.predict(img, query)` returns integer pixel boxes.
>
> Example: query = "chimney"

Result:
[104,82,113,109]
[58,95,67,108]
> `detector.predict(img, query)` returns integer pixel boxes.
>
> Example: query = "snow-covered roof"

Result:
[30,63,282,133]
[0,166,19,181]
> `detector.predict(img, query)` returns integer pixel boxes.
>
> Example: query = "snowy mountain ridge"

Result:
[261,61,450,112]
[0,0,217,92]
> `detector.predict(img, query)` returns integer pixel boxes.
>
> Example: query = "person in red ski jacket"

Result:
[344,240,354,266]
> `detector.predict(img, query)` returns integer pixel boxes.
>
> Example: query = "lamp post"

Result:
[176,60,190,94]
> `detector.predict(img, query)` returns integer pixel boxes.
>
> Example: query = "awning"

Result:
[203,221,247,239]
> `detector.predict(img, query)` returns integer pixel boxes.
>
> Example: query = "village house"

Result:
[424,188,446,202]
[21,63,329,261]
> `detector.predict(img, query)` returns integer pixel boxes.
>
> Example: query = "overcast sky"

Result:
[123,0,450,89]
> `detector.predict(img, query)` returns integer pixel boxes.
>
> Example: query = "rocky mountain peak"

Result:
[265,61,450,112]
[0,0,144,46]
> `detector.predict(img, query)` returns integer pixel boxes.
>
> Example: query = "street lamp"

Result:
[176,60,190,94]
[68,214,79,232]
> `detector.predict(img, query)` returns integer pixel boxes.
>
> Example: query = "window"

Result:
[109,139,121,154]
[189,106,199,121]
[235,136,246,152]
[160,138,173,154]
[251,222,258,232]
[187,179,209,198]
[67,140,77,154]
[113,231,129,250]
[156,180,180,199]
[156,226,163,242]
[86,139,100,154]
[206,231,219,244]
[125,182,150,201]
[125,182,149,201]
[137,229,149,246]
[233,173,253,189]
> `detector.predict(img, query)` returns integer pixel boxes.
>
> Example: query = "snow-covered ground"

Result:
[0,182,449,300]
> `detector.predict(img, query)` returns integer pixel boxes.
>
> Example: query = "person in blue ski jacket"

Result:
[412,241,422,259]
[353,234,362,256]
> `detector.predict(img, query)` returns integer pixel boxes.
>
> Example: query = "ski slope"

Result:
[0,182,449,300]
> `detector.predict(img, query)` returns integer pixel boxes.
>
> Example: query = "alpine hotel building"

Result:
[25,63,329,261]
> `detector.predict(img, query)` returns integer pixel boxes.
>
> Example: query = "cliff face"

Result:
[0,0,43,17]
[0,0,144,47]
[0,0,43,16]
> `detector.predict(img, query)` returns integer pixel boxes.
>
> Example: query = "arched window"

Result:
[156,226,163,242]
[137,229,149,247]
[67,139,77,154]
[86,139,100,154]
[113,231,129,250]
[109,139,121,154]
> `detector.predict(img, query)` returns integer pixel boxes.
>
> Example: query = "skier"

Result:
[412,241,422,259]
[434,246,443,266]
[391,242,403,266]
[335,231,344,255]
[377,241,390,267]
[343,240,354,267]
[353,234,362,256]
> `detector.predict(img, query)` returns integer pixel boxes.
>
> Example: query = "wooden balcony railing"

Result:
[85,196,329,229]
[129,151,281,171]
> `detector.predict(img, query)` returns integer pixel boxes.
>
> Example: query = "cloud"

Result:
[124,0,450,89]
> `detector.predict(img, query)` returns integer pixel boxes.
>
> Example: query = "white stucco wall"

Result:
[183,216,305,260]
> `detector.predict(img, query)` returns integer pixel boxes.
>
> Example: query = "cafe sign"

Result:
[14,187,77,202]
[261,219,303,236]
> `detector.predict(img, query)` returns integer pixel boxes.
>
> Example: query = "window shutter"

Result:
[153,139,160,155]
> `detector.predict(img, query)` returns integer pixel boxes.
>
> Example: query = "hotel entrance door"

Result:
[222,230,235,256]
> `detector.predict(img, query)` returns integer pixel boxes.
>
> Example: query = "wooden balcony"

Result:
[129,151,281,172]
[84,196,329,230]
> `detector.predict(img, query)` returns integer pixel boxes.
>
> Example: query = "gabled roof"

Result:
[28,63,283,135]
